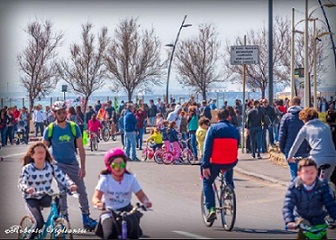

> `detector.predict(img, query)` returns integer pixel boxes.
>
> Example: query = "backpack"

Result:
[47,121,78,151]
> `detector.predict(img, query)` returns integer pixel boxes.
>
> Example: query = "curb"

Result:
[235,166,288,187]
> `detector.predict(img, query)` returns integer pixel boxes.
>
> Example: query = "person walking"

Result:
[42,101,97,231]
[33,104,46,137]
[246,100,264,159]
[279,97,310,180]
[124,103,140,161]
[135,107,147,150]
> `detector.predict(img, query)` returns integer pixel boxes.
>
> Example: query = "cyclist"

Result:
[287,107,336,181]
[145,127,163,151]
[201,108,240,223]
[283,158,336,239]
[42,101,97,230]
[88,113,103,144]
[92,148,152,239]
[18,142,77,239]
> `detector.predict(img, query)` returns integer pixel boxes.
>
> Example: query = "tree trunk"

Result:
[202,91,207,101]
[29,97,34,114]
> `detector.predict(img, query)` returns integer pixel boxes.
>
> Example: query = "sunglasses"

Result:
[56,111,67,115]
[110,162,126,169]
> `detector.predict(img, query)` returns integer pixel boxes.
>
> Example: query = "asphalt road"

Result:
[1,138,335,239]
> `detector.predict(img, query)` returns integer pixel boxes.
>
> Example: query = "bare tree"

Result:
[174,23,222,100]
[105,17,163,102]
[57,23,109,112]
[223,16,330,98]
[17,19,63,112]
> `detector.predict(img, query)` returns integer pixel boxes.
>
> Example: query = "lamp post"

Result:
[165,15,192,103]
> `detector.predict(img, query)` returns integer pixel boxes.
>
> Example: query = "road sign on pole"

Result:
[230,45,260,65]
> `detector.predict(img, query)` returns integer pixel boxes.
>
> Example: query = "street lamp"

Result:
[165,15,192,103]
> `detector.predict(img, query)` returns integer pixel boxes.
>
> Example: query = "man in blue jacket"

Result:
[202,108,240,223]
[279,97,309,180]
[124,103,140,161]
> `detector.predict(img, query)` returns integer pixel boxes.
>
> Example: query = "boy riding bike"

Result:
[283,158,336,239]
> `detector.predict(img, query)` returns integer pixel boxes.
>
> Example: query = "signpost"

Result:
[230,45,260,65]
[61,84,68,101]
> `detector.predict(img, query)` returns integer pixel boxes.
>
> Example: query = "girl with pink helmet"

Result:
[92,148,152,239]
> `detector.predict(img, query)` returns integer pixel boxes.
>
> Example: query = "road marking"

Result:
[172,231,211,239]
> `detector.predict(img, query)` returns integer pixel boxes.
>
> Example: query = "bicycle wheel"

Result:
[51,218,73,239]
[102,128,110,142]
[200,191,214,227]
[141,148,148,161]
[162,152,174,165]
[153,149,164,164]
[94,137,98,151]
[181,149,193,164]
[18,215,35,239]
[220,184,236,231]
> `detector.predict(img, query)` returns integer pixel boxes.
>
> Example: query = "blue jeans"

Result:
[149,117,155,127]
[273,123,279,142]
[25,125,30,143]
[34,122,44,137]
[189,132,198,158]
[125,131,137,159]
[136,127,144,149]
[1,126,7,145]
[249,126,262,157]
[181,132,188,148]
[285,153,298,181]
[202,164,235,210]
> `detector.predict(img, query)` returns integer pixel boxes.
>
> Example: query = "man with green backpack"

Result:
[42,101,97,231]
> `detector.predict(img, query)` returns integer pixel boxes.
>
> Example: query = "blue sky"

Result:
[0,0,335,97]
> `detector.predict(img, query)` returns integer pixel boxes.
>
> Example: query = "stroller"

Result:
[16,120,27,145]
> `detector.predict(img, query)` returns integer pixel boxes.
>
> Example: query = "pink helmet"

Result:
[104,148,126,172]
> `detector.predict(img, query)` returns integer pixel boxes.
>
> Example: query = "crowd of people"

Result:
[2,92,336,238]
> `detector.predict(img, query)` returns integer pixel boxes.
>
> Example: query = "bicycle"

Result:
[89,131,99,151]
[141,141,165,164]
[286,218,328,240]
[18,191,74,239]
[95,203,147,239]
[162,139,194,165]
[101,120,117,142]
[200,169,236,231]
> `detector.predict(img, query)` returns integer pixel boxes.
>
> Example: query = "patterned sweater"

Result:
[18,162,73,199]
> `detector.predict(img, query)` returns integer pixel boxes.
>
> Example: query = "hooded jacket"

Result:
[279,105,309,156]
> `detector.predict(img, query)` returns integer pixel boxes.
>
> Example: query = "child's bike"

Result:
[95,203,147,239]
[162,139,194,165]
[141,141,165,164]
[18,191,73,239]
[200,169,236,231]
[287,218,328,240]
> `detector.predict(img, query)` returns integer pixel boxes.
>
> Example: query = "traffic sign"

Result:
[230,45,259,65]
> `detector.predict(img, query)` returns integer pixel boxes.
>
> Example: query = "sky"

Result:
[0,0,335,98]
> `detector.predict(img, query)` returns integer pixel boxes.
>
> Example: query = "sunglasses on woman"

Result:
[110,162,126,169]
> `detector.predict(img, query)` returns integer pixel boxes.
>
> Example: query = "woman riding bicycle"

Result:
[88,114,103,140]
[287,108,336,181]
[92,148,152,239]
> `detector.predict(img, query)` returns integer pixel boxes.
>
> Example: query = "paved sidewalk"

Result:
[236,149,290,187]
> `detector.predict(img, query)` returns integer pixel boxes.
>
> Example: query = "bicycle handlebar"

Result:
[94,202,148,216]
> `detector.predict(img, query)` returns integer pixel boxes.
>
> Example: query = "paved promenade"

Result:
[0,133,292,188]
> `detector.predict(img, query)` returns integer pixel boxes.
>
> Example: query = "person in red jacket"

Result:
[135,107,147,150]
[88,114,102,139]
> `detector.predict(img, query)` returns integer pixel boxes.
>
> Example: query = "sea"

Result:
[0,91,262,110]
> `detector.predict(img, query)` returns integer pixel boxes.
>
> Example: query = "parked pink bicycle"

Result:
[141,140,165,164]
[162,138,194,165]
